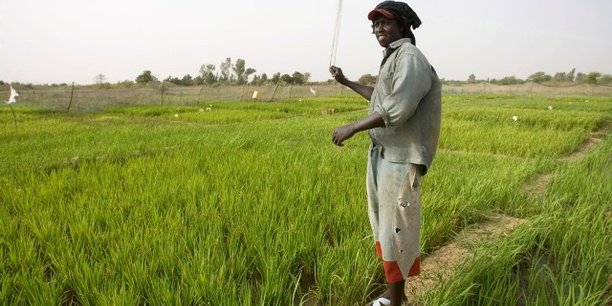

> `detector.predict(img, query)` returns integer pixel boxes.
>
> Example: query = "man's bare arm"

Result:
[332,112,385,146]
[329,66,374,101]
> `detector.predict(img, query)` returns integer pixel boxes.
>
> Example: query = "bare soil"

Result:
[562,137,602,162]
[523,174,554,198]
[564,120,609,161]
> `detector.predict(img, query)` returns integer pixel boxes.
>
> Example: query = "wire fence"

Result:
[1,83,611,112]
[0,84,356,112]
[444,82,612,96]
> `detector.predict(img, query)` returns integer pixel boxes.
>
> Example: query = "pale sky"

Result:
[1,0,611,84]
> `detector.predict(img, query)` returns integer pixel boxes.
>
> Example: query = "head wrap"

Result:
[368,1,421,44]
[368,1,421,30]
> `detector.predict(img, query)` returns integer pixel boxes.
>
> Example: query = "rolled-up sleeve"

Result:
[377,53,432,127]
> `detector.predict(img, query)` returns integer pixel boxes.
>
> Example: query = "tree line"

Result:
[134,58,311,87]
[2,65,610,89]
[457,68,611,86]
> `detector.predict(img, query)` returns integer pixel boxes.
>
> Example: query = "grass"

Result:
[0,92,610,305]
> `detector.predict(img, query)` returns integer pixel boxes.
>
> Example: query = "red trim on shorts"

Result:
[383,257,421,283]
[383,261,403,283]
[375,241,421,281]
[408,257,421,276]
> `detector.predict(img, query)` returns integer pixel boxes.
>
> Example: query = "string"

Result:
[329,0,343,67]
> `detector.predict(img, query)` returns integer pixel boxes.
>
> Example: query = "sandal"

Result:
[370,297,390,306]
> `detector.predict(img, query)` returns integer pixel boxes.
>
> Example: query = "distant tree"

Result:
[245,68,256,84]
[324,78,336,85]
[575,72,586,83]
[585,72,601,84]
[233,59,246,84]
[304,73,311,83]
[492,76,523,85]
[552,72,567,82]
[358,74,377,85]
[528,72,551,83]
[193,75,204,85]
[117,80,134,88]
[251,73,270,86]
[598,74,612,85]
[200,64,217,85]
[181,74,194,86]
[291,71,306,85]
[271,72,281,84]
[165,75,181,85]
[0,81,4,85]
[467,74,476,83]
[136,70,158,84]
[231,59,256,85]
[566,68,576,82]
[280,74,293,84]
[94,74,106,84]
[251,75,261,86]
[219,58,232,84]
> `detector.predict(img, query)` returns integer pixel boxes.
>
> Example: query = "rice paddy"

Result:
[0,92,610,305]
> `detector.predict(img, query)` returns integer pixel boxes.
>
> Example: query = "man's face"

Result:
[371,16,403,48]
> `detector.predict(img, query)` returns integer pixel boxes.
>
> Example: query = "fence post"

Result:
[268,84,280,102]
[239,84,248,101]
[160,82,165,105]
[198,86,204,104]
[66,82,75,112]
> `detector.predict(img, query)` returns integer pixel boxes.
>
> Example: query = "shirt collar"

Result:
[383,38,412,56]
[390,38,412,48]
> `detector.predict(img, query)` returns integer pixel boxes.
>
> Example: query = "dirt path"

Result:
[404,214,525,305]
[562,136,603,162]
[563,121,609,162]
[523,121,609,198]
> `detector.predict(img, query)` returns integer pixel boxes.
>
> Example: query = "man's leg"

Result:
[388,280,405,306]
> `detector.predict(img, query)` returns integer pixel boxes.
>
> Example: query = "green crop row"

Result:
[0,94,610,305]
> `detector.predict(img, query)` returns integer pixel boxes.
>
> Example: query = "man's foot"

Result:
[370,296,390,306]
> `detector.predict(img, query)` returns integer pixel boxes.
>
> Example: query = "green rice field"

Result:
[0,92,610,305]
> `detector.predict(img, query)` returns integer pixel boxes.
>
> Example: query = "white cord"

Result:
[329,0,343,67]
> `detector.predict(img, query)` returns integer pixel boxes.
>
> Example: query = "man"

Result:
[329,1,441,305]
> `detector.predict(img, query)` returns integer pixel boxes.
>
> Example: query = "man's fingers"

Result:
[332,131,343,146]
[329,66,342,78]
[332,134,346,147]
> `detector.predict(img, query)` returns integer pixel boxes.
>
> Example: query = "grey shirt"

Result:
[368,38,441,174]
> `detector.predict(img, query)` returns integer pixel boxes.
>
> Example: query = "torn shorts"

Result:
[367,144,421,283]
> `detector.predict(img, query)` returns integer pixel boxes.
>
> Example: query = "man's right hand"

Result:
[332,124,356,147]
[329,66,347,84]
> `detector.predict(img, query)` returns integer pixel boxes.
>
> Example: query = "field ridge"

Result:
[562,120,610,161]
[525,120,610,198]
[404,214,526,305]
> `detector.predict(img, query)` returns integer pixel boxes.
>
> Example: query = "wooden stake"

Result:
[160,82,165,105]
[268,84,280,102]
[66,82,75,112]
[8,104,17,130]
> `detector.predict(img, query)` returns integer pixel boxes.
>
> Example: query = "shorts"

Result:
[367,144,421,283]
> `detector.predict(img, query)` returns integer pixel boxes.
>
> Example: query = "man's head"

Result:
[368,1,421,46]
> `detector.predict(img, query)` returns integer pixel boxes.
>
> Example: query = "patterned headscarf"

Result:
[368,1,421,44]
